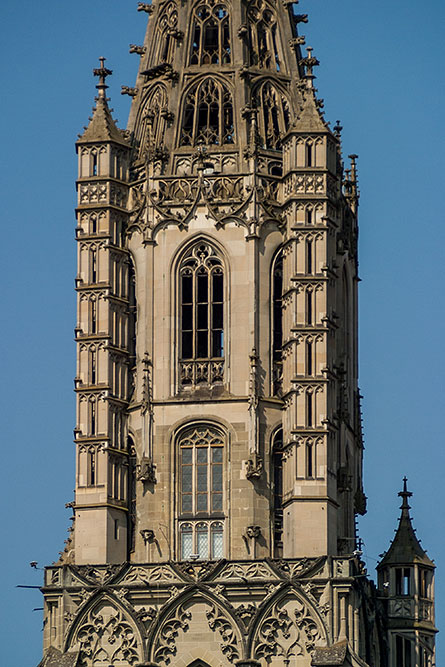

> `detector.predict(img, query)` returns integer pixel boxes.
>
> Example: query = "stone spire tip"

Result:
[93,57,113,100]
[398,476,413,512]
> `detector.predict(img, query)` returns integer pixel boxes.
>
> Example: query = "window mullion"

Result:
[192,270,197,360]
[208,270,212,359]
[192,87,198,145]
[219,85,223,145]
[208,445,212,513]
[192,445,197,515]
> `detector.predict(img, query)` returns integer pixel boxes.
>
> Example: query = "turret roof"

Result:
[77,58,129,146]
[293,47,331,134]
[378,478,434,569]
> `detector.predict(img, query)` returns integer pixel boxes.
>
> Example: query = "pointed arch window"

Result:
[141,85,168,159]
[153,1,178,65]
[179,242,224,387]
[272,250,283,395]
[190,2,231,65]
[248,0,280,71]
[178,425,225,560]
[180,78,234,146]
[257,83,290,149]
[272,428,284,556]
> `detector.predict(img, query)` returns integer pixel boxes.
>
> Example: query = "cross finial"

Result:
[93,57,113,99]
[299,46,320,88]
[334,120,343,138]
[398,476,413,511]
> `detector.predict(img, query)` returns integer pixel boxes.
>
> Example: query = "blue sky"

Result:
[1,1,444,664]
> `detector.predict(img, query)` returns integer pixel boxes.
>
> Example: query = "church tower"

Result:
[38,3,434,667]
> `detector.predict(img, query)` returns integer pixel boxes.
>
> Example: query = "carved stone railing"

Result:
[155,175,245,203]
[180,359,224,387]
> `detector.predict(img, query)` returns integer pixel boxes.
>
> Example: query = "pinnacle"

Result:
[293,85,329,133]
[77,58,129,145]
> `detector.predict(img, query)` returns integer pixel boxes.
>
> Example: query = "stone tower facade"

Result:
[39,3,436,667]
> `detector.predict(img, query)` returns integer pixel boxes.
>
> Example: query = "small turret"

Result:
[73,59,133,566]
[377,479,437,667]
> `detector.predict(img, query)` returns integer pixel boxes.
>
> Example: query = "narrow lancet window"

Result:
[306,340,313,375]
[88,450,96,486]
[91,249,97,283]
[306,441,314,478]
[257,83,290,149]
[306,289,313,326]
[91,300,97,334]
[90,401,96,435]
[90,348,97,385]
[248,0,280,71]
[179,242,224,387]
[306,239,313,274]
[306,391,313,427]
[153,2,178,65]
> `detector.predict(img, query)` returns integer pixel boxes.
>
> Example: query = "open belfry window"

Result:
[257,82,290,149]
[190,1,231,65]
[248,0,280,71]
[180,78,234,146]
[178,425,225,560]
[154,1,178,65]
[179,241,224,387]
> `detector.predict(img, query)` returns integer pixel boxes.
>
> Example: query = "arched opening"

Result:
[180,78,234,146]
[256,82,290,149]
[178,241,225,388]
[190,2,231,65]
[177,424,226,560]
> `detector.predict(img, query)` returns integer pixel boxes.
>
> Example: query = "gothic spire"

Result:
[78,58,129,145]
[378,478,434,568]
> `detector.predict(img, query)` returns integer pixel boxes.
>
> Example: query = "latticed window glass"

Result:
[248,0,280,70]
[258,83,290,149]
[180,521,224,560]
[179,425,224,515]
[272,250,283,395]
[178,425,225,560]
[191,1,231,65]
[180,242,224,363]
[180,78,234,146]
[153,1,178,64]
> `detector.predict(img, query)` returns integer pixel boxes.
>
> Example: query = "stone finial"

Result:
[299,47,320,87]
[399,476,413,511]
[93,57,112,99]
[333,120,343,138]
